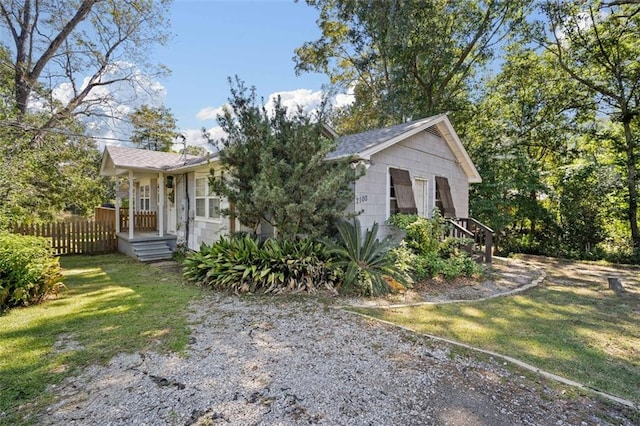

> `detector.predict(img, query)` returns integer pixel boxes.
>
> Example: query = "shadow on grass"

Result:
[356,271,640,403]
[0,254,201,425]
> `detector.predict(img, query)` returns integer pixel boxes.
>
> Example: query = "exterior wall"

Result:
[353,130,470,239]
[169,169,242,250]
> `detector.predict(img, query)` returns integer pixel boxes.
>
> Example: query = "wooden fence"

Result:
[12,220,117,255]
[94,206,157,232]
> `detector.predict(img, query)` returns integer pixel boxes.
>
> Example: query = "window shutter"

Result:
[435,176,456,217]
[389,168,418,214]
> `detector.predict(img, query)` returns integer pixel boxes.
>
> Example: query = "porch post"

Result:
[115,180,121,234]
[129,170,134,239]
[158,172,164,237]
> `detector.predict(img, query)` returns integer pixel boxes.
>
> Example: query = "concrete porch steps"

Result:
[131,240,173,262]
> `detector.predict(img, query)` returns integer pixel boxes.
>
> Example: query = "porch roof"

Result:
[100,146,216,176]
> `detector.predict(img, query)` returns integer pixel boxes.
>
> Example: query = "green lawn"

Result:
[0,254,201,425]
[351,273,640,404]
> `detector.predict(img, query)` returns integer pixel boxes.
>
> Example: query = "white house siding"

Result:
[353,130,470,239]
[186,171,233,250]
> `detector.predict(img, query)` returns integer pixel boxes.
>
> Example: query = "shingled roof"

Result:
[100,145,214,176]
[327,115,444,160]
[327,114,481,183]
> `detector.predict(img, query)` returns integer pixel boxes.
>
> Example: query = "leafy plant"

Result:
[325,219,411,296]
[388,211,448,254]
[388,213,483,281]
[182,235,337,294]
[0,232,64,312]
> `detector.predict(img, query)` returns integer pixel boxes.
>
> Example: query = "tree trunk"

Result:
[622,119,640,251]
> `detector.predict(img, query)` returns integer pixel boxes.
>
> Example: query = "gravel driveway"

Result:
[41,259,637,425]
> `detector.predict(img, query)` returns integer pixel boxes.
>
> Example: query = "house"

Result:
[327,114,481,239]
[99,114,487,261]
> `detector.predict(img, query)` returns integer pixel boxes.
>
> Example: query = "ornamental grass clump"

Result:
[0,231,64,312]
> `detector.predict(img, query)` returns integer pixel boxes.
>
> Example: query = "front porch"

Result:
[116,231,177,262]
[96,206,176,262]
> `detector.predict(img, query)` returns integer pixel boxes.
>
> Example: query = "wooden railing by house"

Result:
[449,217,494,263]
[12,220,117,255]
[94,206,157,232]
[120,210,157,231]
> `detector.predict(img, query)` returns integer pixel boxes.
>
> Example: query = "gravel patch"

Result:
[41,291,637,425]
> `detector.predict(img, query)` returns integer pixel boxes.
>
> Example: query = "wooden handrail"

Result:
[450,217,493,264]
[449,220,474,238]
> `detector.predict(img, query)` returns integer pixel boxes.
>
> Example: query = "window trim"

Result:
[194,175,223,222]
[139,184,150,212]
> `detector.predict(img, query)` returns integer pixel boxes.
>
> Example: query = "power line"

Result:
[0,119,135,144]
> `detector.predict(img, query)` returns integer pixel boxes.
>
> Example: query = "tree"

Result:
[0,0,171,144]
[463,39,601,256]
[0,122,109,224]
[531,0,640,250]
[210,78,356,240]
[296,0,530,131]
[129,105,177,152]
[0,45,108,225]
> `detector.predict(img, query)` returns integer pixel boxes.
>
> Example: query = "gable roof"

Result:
[100,145,215,176]
[327,114,481,183]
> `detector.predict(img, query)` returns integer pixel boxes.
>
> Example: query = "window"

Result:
[389,168,417,216]
[435,176,456,217]
[414,178,428,217]
[139,184,150,211]
[195,176,222,220]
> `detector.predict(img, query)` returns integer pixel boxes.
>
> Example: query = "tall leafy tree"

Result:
[0,0,171,144]
[296,0,530,132]
[0,45,108,225]
[129,105,178,152]
[466,44,592,252]
[530,0,640,250]
[210,78,356,240]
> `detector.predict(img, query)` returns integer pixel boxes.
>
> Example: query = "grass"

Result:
[0,254,201,425]
[350,266,640,404]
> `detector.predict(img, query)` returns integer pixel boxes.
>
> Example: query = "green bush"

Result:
[0,232,64,312]
[325,219,411,296]
[388,212,446,254]
[182,235,338,294]
[388,213,484,281]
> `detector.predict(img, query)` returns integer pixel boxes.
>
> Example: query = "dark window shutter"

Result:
[389,168,417,214]
[435,176,456,217]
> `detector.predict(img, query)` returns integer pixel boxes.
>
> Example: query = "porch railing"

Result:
[449,217,494,263]
[94,206,157,232]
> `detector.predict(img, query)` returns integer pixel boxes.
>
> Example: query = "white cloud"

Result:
[196,105,228,121]
[334,83,355,109]
[264,88,325,116]
[191,88,354,146]
[177,127,220,153]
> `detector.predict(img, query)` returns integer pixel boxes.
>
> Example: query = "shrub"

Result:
[388,213,484,281]
[325,219,411,296]
[182,235,337,294]
[0,232,64,312]
[388,212,447,254]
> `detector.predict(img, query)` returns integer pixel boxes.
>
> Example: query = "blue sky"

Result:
[155,0,332,141]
